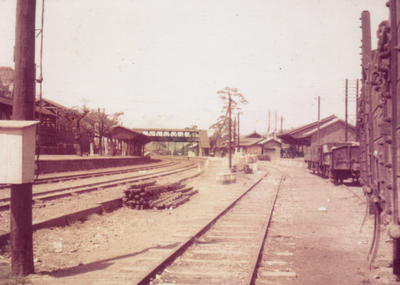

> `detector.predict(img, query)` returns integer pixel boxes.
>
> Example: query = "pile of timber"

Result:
[123,181,198,210]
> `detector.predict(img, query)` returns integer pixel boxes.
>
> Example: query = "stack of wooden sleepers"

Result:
[123,181,198,210]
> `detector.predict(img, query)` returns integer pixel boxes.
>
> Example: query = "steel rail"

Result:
[136,172,272,285]
[0,162,198,211]
[247,175,285,285]
[0,160,175,190]
[0,163,202,246]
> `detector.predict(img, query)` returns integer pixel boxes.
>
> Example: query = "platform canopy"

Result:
[277,115,338,146]
[110,126,151,144]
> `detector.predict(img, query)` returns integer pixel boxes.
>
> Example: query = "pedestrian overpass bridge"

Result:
[132,127,210,155]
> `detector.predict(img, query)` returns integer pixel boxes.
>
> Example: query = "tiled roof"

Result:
[258,137,282,145]
[296,118,355,138]
[279,115,337,138]
[277,114,355,145]
[239,137,264,147]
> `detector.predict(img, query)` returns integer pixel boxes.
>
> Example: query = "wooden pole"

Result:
[345,79,348,142]
[317,96,320,145]
[228,93,232,169]
[10,0,36,275]
[356,79,360,141]
[233,116,236,151]
[237,112,240,148]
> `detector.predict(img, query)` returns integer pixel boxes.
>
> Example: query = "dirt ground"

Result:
[0,157,398,284]
[260,159,396,284]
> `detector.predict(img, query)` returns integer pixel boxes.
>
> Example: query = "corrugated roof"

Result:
[239,137,264,147]
[110,126,150,143]
[1,96,57,116]
[245,131,263,139]
[258,137,282,145]
[296,118,355,138]
[38,98,69,110]
[277,114,339,145]
[280,115,337,137]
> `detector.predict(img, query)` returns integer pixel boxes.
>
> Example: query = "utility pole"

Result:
[233,116,236,151]
[345,78,348,141]
[267,110,270,136]
[11,0,36,275]
[237,112,240,148]
[317,96,321,146]
[228,93,232,169]
[217,86,246,169]
[356,79,360,141]
[274,111,277,133]
[280,116,283,133]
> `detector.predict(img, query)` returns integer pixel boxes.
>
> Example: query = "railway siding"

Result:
[0,159,266,284]
[145,173,283,285]
[0,161,202,241]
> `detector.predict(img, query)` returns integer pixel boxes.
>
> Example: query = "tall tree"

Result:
[81,108,124,155]
[57,105,89,155]
[209,87,247,155]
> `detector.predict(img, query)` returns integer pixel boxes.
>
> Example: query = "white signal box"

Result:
[0,120,40,184]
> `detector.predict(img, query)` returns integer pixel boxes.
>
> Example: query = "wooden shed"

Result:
[238,132,264,155]
[258,137,282,160]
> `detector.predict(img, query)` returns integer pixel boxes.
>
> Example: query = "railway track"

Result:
[0,160,176,190]
[0,160,196,210]
[0,160,202,246]
[130,171,285,285]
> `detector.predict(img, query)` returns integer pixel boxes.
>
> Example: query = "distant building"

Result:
[238,131,264,154]
[0,84,150,156]
[277,114,356,159]
[238,131,282,160]
[257,137,282,160]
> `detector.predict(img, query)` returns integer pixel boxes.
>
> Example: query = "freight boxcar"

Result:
[306,142,360,184]
[330,144,360,184]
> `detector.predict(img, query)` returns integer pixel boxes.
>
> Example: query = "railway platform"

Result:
[36,155,153,174]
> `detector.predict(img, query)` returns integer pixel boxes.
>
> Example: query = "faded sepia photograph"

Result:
[0,0,398,284]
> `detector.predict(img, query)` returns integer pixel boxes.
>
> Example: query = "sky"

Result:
[0,0,390,135]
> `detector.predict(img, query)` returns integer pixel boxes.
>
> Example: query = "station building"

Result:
[277,114,356,159]
[0,94,150,156]
[238,131,282,160]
